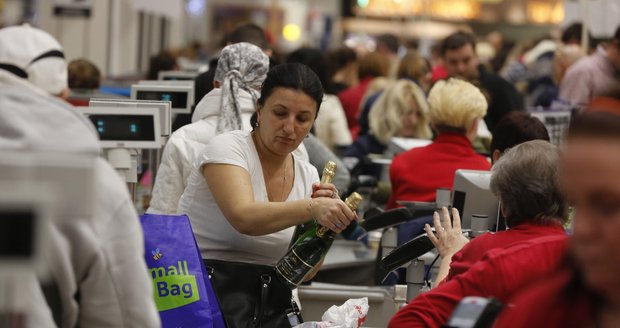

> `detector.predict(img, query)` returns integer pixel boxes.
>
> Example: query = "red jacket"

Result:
[387,133,490,209]
[388,234,568,328]
[494,262,597,328]
[446,221,566,281]
[337,77,373,140]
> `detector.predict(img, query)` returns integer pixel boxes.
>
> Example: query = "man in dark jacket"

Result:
[441,31,524,131]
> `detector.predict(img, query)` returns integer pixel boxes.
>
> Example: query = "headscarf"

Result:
[214,42,269,133]
[0,24,68,95]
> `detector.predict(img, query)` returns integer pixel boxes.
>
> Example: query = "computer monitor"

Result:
[387,137,432,156]
[158,70,198,81]
[451,169,501,231]
[89,98,172,139]
[78,106,162,149]
[130,82,194,115]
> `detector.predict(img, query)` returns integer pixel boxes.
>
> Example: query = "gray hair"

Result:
[490,140,567,227]
[214,42,269,133]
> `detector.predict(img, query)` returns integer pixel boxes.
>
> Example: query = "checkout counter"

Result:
[297,239,400,327]
[297,167,499,326]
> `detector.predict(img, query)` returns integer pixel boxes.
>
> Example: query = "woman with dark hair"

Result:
[149,42,274,214]
[490,111,550,163]
[177,63,357,327]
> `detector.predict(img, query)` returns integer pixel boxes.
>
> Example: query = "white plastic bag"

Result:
[294,297,369,328]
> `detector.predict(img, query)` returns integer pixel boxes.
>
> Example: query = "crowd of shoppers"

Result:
[3,17,620,328]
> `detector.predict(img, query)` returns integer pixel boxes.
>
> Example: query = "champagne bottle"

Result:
[275,192,363,289]
[288,161,337,246]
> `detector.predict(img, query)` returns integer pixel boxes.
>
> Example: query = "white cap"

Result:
[0,24,68,95]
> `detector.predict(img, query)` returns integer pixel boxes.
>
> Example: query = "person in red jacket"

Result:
[389,235,567,328]
[388,139,569,328]
[387,78,490,209]
[494,110,620,328]
[426,140,567,286]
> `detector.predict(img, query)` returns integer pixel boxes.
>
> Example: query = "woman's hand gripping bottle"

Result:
[275,192,362,289]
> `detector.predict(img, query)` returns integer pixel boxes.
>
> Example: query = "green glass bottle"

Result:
[288,161,337,247]
[275,192,363,289]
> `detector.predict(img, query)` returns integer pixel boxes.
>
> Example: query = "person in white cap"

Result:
[0,24,160,327]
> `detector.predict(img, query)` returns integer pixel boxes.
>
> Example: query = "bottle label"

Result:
[275,249,313,288]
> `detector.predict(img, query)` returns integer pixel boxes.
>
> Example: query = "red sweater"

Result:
[387,133,490,209]
[388,234,568,328]
[494,263,597,328]
[446,221,566,281]
[337,77,373,140]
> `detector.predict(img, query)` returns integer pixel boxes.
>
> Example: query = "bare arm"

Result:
[203,163,356,236]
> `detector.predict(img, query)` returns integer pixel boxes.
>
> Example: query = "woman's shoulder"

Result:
[198,130,255,170]
[203,130,253,159]
[209,130,251,146]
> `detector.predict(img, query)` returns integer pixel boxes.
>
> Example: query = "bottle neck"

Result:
[316,226,335,238]
[320,173,334,184]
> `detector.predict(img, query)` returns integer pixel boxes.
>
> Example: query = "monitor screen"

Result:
[136,90,188,109]
[88,114,156,141]
[89,98,172,137]
[0,210,35,257]
[452,170,501,231]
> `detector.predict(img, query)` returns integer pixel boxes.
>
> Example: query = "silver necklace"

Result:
[252,132,289,201]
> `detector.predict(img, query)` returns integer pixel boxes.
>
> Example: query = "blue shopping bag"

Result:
[140,213,226,328]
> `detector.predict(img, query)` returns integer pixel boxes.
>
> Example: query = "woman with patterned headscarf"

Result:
[150,42,284,214]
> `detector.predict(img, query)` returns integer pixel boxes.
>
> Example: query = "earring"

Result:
[256,121,260,128]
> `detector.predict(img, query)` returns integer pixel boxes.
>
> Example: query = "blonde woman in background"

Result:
[359,51,430,137]
[344,79,431,178]
[387,78,491,209]
[368,80,432,144]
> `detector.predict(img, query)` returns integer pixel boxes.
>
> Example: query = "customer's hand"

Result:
[310,197,357,233]
[311,182,340,200]
[425,207,469,258]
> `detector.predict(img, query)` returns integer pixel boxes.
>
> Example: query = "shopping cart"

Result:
[528,104,579,145]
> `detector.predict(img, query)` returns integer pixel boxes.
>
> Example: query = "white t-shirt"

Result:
[177,130,320,265]
[314,94,352,151]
